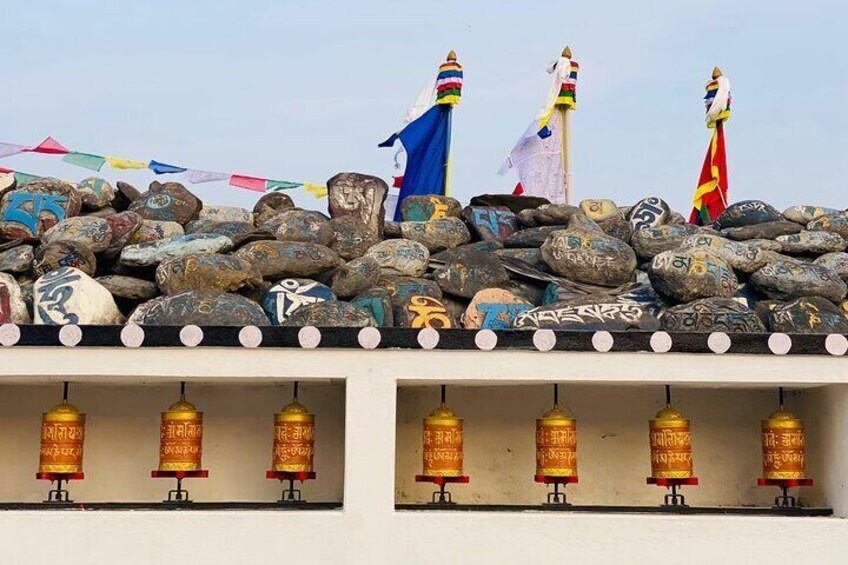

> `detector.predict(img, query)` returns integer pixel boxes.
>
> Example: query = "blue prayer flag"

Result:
[148,160,188,175]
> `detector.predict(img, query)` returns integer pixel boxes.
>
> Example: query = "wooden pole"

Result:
[559,46,573,204]
[443,51,457,198]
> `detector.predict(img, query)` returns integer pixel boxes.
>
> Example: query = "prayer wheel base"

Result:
[758,477,814,509]
[415,475,470,506]
[647,477,699,508]
[36,472,85,504]
[534,475,579,506]
[151,469,209,504]
[266,470,317,503]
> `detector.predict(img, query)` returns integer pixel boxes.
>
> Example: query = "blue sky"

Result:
[1,1,845,214]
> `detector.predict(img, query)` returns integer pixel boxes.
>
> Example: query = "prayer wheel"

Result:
[39,399,86,474]
[272,398,315,473]
[158,391,203,472]
[649,406,693,479]
[422,402,463,477]
[762,408,806,480]
[535,405,577,477]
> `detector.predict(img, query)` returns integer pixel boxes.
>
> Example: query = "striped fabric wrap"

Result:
[704,77,731,127]
[435,61,463,106]
[555,61,578,108]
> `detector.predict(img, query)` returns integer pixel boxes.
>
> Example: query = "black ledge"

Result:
[0,501,342,511]
[394,503,833,517]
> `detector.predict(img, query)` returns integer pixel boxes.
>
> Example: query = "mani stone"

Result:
[131,220,185,244]
[77,177,115,209]
[365,239,429,278]
[714,200,783,229]
[95,275,159,301]
[195,221,260,247]
[783,205,842,225]
[648,249,737,303]
[129,181,202,225]
[378,276,443,310]
[281,300,376,328]
[87,206,118,219]
[751,261,848,303]
[814,253,848,282]
[541,229,637,287]
[120,234,234,267]
[0,273,30,323]
[522,204,578,227]
[383,222,402,238]
[768,296,848,334]
[0,245,33,273]
[469,194,550,213]
[129,290,270,326]
[253,192,294,226]
[260,278,336,325]
[661,298,765,333]
[42,216,113,253]
[274,210,333,246]
[235,241,340,280]
[568,213,605,234]
[461,206,518,243]
[395,295,455,329]
[351,288,394,327]
[745,239,783,253]
[628,197,671,231]
[598,217,633,243]
[330,256,381,298]
[630,224,700,260]
[327,172,388,237]
[116,180,141,202]
[105,211,143,255]
[776,231,846,254]
[155,253,262,295]
[33,267,123,325]
[507,279,547,306]
[807,212,848,240]
[399,218,471,252]
[432,241,503,264]
[33,240,97,277]
[513,295,660,331]
[463,289,532,329]
[330,217,380,260]
[579,199,621,223]
[400,195,462,221]
[433,252,510,299]
[198,205,252,224]
[504,226,563,248]
[722,221,802,241]
[680,234,767,273]
[0,180,82,241]
[494,248,546,270]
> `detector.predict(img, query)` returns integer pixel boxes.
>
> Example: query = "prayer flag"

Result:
[303,183,328,198]
[266,179,302,191]
[689,125,728,225]
[0,143,28,158]
[185,169,230,184]
[148,161,187,174]
[229,174,267,192]
[27,136,68,154]
[105,156,148,169]
[498,110,565,203]
[62,152,107,172]
[13,172,40,185]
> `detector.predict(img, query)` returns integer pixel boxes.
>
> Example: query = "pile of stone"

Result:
[0,170,845,334]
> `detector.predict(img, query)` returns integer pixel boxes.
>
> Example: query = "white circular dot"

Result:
[59,325,82,347]
[533,329,556,352]
[238,326,263,348]
[358,327,381,349]
[475,329,498,351]
[650,331,672,353]
[0,324,20,346]
[825,334,848,356]
[120,324,145,347]
[180,325,204,347]
[768,333,792,355]
[417,328,440,350]
[708,332,731,354]
[298,326,321,349]
[592,331,614,352]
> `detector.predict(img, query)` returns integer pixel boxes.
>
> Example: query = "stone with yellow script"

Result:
[578,199,621,223]
[400,195,462,222]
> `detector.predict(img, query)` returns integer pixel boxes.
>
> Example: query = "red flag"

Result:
[689,124,728,225]
[512,182,524,195]
[229,174,267,192]
[392,176,403,188]
[26,136,69,155]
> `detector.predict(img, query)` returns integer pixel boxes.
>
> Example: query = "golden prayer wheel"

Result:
[649,407,693,479]
[158,392,203,472]
[272,398,315,473]
[422,402,463,477]
[762,408,806,480]
[39,400,86,474]
[535,406,577,477]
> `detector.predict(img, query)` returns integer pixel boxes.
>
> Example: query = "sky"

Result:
[1,0,846,215]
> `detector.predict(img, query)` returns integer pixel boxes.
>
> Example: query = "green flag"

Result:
[62,151,106,172]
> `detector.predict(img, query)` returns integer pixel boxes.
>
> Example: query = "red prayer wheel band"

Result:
[649,409,693,479]
[422,407,463,477]
[762,410,806,480]
[158,401,203,472]
[39,406,85,474]
[272,408,315,473]
[536,412,577,477]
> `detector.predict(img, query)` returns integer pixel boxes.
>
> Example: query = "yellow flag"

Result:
[105,156,148,170]
[304,183,328,198]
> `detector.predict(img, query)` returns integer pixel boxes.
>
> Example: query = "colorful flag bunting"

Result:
[62,152,107,172]
[266,179,302,191]
[185,169,230,184]
[148,161,187,175]
[689,69,731,225]
[303,183,328,198]
[229,174,267,192]
[14,172,40,185]
[0,143,28,158]
[27,137,68,155]
[105,156,148,169]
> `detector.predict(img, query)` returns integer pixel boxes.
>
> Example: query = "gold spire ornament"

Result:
[39,382,85,474]
[272,382,315,473]
[649,387,694,479]
[535,384,577,477]
[422,386,464,477]
[158,382,203,472]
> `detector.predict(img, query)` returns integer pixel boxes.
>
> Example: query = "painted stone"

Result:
[184,219,219,234]
[396,295,454,329]
[281,300,376,328]
[464,289,533,329]
[383,221,402,238]
[507,279,546,306]
[326,172,388,237]
[235,241,341,280]
[667,212,687,225]
[330,217,380,260]
[469,194,549,213]
[330,256,381,298]
[432,241,503,265]
[776,231,846,254]
[750,261,847,303]
[494,248,546,270]
[783,205,842,225]
[0,180,82,241]
[521,204,578,227]
[116,181,141,203]
[155,253,262,295]
[745,239,783,253]
[579,199,621,222]
[260,278,336,325]
[680,234,768,273]
[514,295,660,331]
[378,276,443,310]
[661,298,765,333]
[399,218,471,252]
[33,267,123,325]
[351,288,394,327]
[0,245,34,273]
[104,211,143,255]
[198,205,252,224]
[33,241,97,277]
[128,181,203,225]
[120,234,233,267]
[631,224,699,260]
[95,275,159,301]
[129,290,270,326]
[400,195,462,221]
[460,206,518,243]
[807,212,848,240]
[442,295,469,324]
[76,177,115,209]
[516,209,538,228]
[541,229,637,286]
[649,249,737,303]
[365,239,429,278]
[542,283,587,305]
[86,206,118,219]
[42,216,113,253]
[814,252,848,282]
[504,226,563,248]
[722,221,802,241]
[130,219,185,244]
[0,273,30,323]
[599,217,633,243]
[433,252,510,299]
[714,200,782,229]
[0,173,16,197]
[628,197,670,231]
[768,296,848,334]
[253,193,294,226]
[568,213,605,234]
[195,221,260,247]
[274,209,333,246]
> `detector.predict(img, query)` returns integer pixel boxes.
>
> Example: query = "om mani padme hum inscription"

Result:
[158,394,203,472]
[762,408,806,480]
[649,407,693,479]
[39,401,86,474]
[272,400,315,473]
[422,403,463,477]
[536,406,577,477]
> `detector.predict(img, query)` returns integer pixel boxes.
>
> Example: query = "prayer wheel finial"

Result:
[39,384,86,474]
[271,382,315,473]
[158,382,203,472]
[562,46,572,58]
[422,387,463,477]
[712,66,723,79]
[447,50,457,62]
[648,388,693,479]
